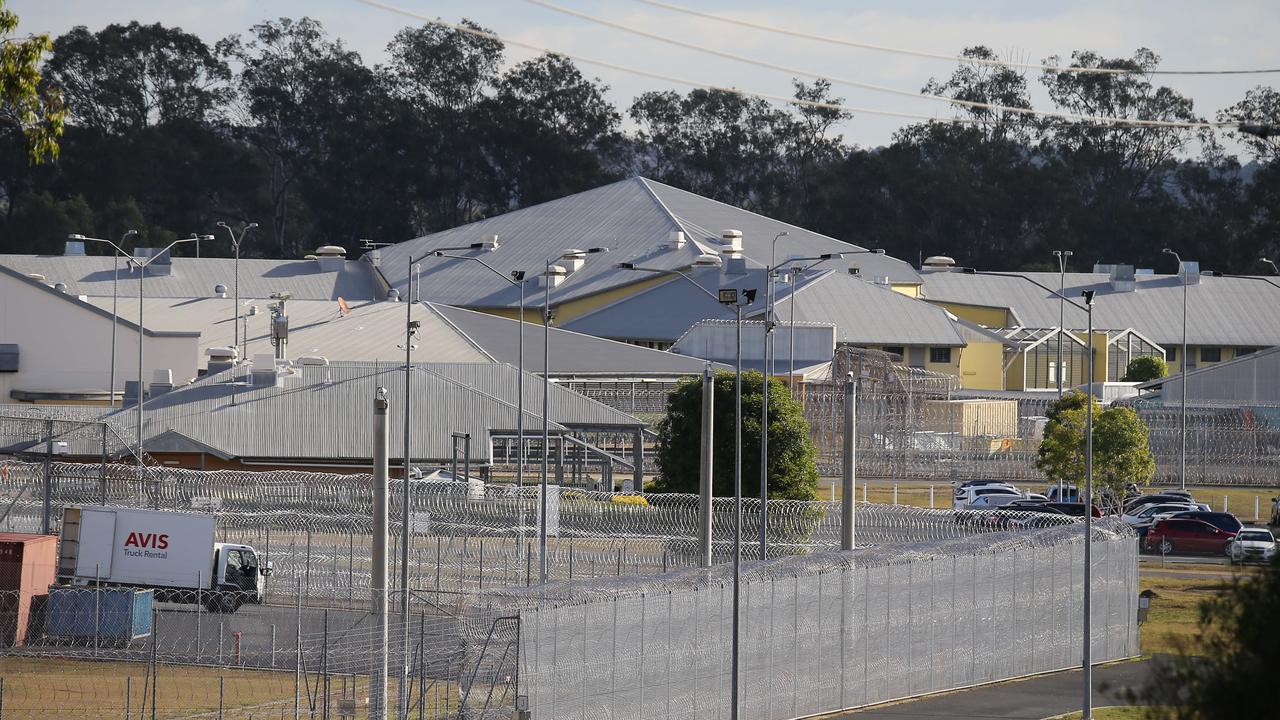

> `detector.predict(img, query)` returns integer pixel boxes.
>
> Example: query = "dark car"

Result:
[1166,511,1242,534]
[1007,500,1102,518]
[1144,518,1236,555]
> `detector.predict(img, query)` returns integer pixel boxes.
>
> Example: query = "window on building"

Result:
[929,347,952,364]
[1200,347,1222,363]
[1237,347,1256,356]
[883,346,905,360]
[1165,347,1177,362]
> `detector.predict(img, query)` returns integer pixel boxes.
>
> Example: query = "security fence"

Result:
[492,519,1139,720]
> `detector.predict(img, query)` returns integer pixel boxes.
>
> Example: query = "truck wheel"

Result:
[217,593,242,614]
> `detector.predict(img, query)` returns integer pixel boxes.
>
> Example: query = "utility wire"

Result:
[634,0,1280,77]
[525,0,1224,129]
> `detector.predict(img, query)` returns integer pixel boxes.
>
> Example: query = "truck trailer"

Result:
[56,505,268,613]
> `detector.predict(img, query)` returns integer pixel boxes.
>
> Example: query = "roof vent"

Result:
[304,254,318,260]
[314,245,346,272]
[668,230,686,249]
[387,288,400,302]
[251,353,282,387]
[53,282,67,293]
[150,368,174,397]
[1109,264,1136,292]
[26,273,46,283]
[560,249,587,274]
[297,355,329,366]
[921,255,956,273]
[543,264,568,287]
[368,248,382,267]
[876,276,891,287]
[64,240,86,256]
[848,266,861,276]
[214,283,228,298]
[1093,263,1115,274]
[720,229,743,253]
[479,235,501,250]
[1180,260,1201,286]
[722,255,748,276]
[206,346,238,376]
[134,248,173,276]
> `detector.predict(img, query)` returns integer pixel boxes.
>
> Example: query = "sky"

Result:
[14,0,1280,156]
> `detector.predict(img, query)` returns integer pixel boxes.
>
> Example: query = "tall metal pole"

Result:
[109,251,119,406]
[758,268,772,561]
[371,388,390,720]
[136,259,145,480]
[787,270,797,390]
[699,364,715,567]
[1179,266,1188,491]
[1054,249,1070,503]
[1082,291,1095,720]
[517,279,525,489]
[540,260,552,585]
[730,301,743,720]
[841,373,856,550]
[398,262,414,720]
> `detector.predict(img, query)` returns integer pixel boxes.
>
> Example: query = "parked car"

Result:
[1122,503,1201,528]
[969,493,1045,509]
[1165,511,1242,535]
[953,484,1020,509]
[1226,528,1277,564]
[1045,485,1081,503]
[1145,518,1236,555]
[1124,494,1198,514]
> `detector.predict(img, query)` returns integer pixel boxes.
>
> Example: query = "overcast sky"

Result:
[16,0,1279,156]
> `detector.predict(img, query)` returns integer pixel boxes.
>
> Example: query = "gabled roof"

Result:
[920,271,1280,347]
[123,361,643,464]
[564,266,965,347]
[425,303,718,377]
[376,177,919,308]
[0,254,385,301]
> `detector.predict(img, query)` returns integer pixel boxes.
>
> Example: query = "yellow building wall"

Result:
[890,283,921,298]
[929,301,1010,329]
[475,273,676,326]
[958,341,1006,391]
[924,346,963,378]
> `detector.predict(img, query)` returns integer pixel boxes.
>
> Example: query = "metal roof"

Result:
[426,303,717,377]
[124,361,643,464]
[0,254,385,301]
[81,296,491,367]
[376,177,919,308]
[564,266,964,346]
[920,271,1280,347]
[1137,345,1280,404]
[0,264,197,339]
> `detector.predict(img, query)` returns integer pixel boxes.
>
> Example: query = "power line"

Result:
[634,0,1280,77]
[524,0,1224,129]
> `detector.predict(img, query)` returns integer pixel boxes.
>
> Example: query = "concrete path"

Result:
[835,659,1153,720]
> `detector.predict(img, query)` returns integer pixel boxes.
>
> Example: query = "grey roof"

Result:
[920,271,1280,347]
[427,303,717,377]
[124,361,643,464]
[376,177,919,309]
[1137,345,1280,404]
[564,267,965,346]
[82,296,490,367]
[0,254,385,301]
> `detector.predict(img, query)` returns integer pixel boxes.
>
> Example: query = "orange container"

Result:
[0,533,57,646]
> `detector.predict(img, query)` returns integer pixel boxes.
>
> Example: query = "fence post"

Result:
[196,571,202,662]
[1223,495,1228,513]
[892,484,898,506]
[125,676,131,720]
[218,676,225,720]
[929,485,935,509]
[41,418,53,535]
[1255,496,1260,522]
[295,578,302,720]
[150,608,158,720]
[271,624,277,668]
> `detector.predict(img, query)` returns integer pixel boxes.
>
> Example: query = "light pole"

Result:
[217,222,258,352]
[1052,250,1073,398]
[758,249,844,559]
[617,257,755,719]
[1161,248,1188,490]
[1081,289,1096,720]
[75,235,198,475]
[1261,258,1279,276]
[540,247,608,584]
[73,231,137,406]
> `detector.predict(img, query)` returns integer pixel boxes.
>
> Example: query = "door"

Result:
[74,510,116,579]
[224,549,258,594]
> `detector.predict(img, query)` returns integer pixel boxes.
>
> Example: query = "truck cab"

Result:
[209,543,267,612]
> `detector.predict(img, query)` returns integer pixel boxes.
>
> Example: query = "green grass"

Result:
[1045,707,1153,720]
[1138,572,1237,655]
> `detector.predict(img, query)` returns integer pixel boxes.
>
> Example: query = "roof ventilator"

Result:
[559,249,588,275]
[134,248,172,276]
[206,346,238,376]
[543,264,567,288]
[668,230,686,249]
[720,229,747,276]
[251,353,283,387]
[1109,264,1136,292]
[921,255,956,273]
[314,245,346,272]
[150,368,174,397]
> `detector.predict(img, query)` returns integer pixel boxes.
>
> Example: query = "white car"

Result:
[1227,528,1277,564]
[953,484,1020,509]
[1121,502,1201,528]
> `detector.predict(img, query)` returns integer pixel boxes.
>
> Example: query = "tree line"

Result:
[3,16,1278,273]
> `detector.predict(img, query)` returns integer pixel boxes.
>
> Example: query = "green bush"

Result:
[1122,355,1168,382]
[653,371,819,501]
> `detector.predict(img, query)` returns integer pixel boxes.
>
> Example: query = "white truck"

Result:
[56,505,269,613]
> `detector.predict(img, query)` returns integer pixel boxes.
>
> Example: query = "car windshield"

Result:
[1237,531,1273,542]
[976,488,1017,496]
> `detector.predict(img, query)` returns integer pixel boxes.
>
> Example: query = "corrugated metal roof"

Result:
[0,254,384,301]
[81,296,490,367]
[125,361,643,463]
[920,271,1280,347]
[428,303,714,376]
[1138,345,1280,404]
[377,177,919,308]
[564,266,963,346]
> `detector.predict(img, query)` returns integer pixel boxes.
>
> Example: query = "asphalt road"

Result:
[837,659,1154,720]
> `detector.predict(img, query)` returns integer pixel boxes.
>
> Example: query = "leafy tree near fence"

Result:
[1036,391,1155,503]
[654,371,818,501]
[1122,355,1169,382]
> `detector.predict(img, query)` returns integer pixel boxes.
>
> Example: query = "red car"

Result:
[1144,518,1237,555]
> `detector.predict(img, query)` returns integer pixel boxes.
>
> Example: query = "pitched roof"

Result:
[124,361,643,464]
[376,177,919,308]
[920,271,1280,347]
[564,266,965,346]
[0,254,385,301]
[426,303,717,377]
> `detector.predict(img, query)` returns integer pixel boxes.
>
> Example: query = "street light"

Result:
[216,222,258,352]
[1261,258,1279,276]
[1080,288,1096,720]
[616,254,753,719]
[74,234,198,476]
[71,231,137,407]
[540,247,608,585]
[1161,248,1188,491]
[1052,250,1074,399]
[758,249,844,560]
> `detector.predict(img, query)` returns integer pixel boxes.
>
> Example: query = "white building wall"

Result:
[0,272,199,402]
